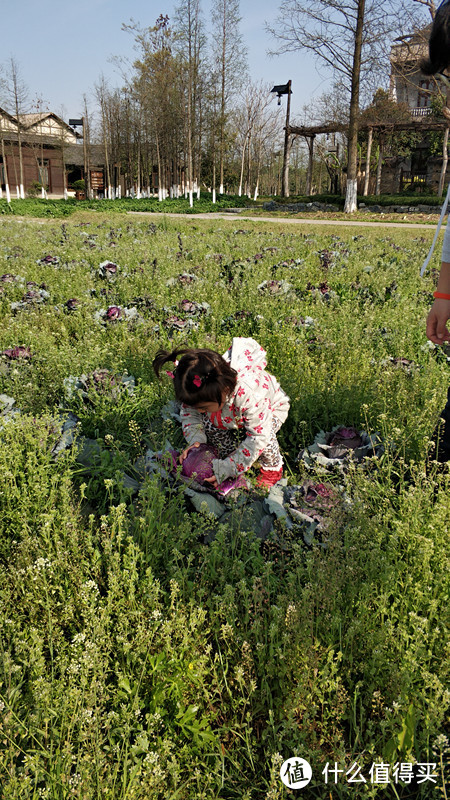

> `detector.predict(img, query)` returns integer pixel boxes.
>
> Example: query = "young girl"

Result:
[153,337,290,488]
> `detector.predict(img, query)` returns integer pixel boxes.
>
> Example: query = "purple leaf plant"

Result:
[97,261,119,280]
[94,305,142,326]
[299,425,384,473]
[38,255,60,266]
[1,346,32,360]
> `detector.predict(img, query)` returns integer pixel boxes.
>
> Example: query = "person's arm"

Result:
[180,405,207,445]
[426,223,450,344]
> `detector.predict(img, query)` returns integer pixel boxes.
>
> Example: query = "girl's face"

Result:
[194,400,224,414]
[193,392,227,414]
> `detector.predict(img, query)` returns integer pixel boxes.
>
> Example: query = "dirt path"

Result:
[128,211,441,230]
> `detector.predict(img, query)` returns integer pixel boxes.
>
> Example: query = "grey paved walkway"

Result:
[128,211,441,230]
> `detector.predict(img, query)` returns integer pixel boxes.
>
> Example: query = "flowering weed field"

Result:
[0,213,448,799]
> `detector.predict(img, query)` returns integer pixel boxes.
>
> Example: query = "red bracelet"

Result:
[433,291,450,300]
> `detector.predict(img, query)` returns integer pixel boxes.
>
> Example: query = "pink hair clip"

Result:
[165,359,179,380]
[193,374,202,387]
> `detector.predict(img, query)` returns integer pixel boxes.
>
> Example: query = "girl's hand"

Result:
[426,300,450,345]
[179,442,201,464]
[203,475,219,489]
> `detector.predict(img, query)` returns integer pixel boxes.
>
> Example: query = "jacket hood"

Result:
[224,337,267,372]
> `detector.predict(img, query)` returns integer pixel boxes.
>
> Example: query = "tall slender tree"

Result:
[174,0,206,204]
[124,15,185,199]
[95,76,113,199]
[6,59,28,198]
[210,0,247,193]
[0,69,11,202]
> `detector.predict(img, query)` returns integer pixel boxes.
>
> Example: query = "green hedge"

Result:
[0,193,256,219]
[268,193,444,208]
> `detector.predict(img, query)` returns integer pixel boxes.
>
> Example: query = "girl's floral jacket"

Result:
[180,337,290,483]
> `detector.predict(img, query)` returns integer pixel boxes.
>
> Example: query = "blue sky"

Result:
[3,0,331,124]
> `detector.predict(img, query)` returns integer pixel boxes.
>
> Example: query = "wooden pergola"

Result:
[287,116,450,195]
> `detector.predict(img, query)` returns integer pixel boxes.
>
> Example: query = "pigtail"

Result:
[153,347,187,377]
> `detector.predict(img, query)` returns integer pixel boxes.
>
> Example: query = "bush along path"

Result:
[0,215,448,799]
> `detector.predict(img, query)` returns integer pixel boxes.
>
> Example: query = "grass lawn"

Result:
[0,212,448,799]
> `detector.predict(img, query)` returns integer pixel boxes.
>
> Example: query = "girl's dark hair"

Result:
[420,2,450,75]
[153,347,237,406]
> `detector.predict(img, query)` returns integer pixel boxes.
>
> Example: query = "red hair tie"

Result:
[193,374,202,387]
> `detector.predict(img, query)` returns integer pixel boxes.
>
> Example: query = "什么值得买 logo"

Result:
[280,757,313,789]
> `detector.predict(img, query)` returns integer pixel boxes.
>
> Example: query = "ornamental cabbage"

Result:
[181,444,218,483]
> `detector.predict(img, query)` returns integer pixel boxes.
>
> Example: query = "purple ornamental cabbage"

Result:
[318,249,334,270]
[181,444,218,482]
[326,427,363,457]
[105,306,123,321]
[181,444,248,494]
[178,273,196,285]
[38,255,60,265]
[178,299,210,316]
[257,279,292,295]
[216,474,249,496]
[301,482,341,510]
[23,290,47,304]
[1,346,32,360]
[299,425,384,472]
[179,299,198,314]
[281,481,347,548]
[98,261,118,279]
[163,315,189,330]
[94,305,141,326]
[166,273,198,287]
[65,298,81,312]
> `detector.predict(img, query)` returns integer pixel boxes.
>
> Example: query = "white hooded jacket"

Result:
[180,338,290,482]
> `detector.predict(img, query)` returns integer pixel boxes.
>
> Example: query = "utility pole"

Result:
[282,79,292,197]
[82,98,91,200]
[82,117,88,199]
[271,80,292,197]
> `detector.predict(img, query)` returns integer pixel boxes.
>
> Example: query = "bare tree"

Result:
[251,100,282,199]
[0,68,10,201]
[5,58,28,198]
[27,96,50,199]
[0,124,11,203]
[234,82,280,197]
[95,76,113,199]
